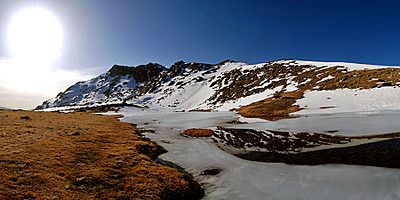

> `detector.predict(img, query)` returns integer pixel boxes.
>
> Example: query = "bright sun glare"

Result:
[0,7,69,96]
[8,7,63,61]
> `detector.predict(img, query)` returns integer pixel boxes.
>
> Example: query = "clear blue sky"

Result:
[1,0,400,70]
[1,0,400,109]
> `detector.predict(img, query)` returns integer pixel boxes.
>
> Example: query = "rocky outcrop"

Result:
[136,61,218,95]
[109,63,166,83]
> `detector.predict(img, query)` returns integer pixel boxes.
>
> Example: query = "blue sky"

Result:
[1,0,400,108]
[2,0,400,70]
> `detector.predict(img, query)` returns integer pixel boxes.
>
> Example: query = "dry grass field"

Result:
[0,110,203,200]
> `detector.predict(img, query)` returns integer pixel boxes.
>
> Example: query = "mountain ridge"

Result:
[37,59,400,119]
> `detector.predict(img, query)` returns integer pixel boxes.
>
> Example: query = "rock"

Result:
[161,139,172,144]
[201,168,221,176]
[68,131,80,136]
[226,120,248,124]
[137,129,156,134]
[20,116,31,120]
[61,131,80,136]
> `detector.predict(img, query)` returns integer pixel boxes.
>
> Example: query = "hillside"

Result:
[37,59,400,120]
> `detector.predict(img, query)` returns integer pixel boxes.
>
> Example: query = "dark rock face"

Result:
[137,61,219,95]
[109,63,166,83]
[168,61,215,78]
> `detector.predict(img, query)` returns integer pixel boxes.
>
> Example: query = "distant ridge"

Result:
[37,59,400,119]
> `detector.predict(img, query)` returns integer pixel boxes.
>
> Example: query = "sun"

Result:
[1,7,66,95]
[7,7,63,62]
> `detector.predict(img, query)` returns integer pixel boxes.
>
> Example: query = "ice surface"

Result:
[230,110,400,136]
[119,108,400,200]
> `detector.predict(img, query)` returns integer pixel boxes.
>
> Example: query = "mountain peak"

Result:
[37,59,400,111]
[109,63,166,83]
[218,59,237,65]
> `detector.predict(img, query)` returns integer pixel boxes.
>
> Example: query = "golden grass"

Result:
[0,110,202,199]
[182,129,214,137]
[238,92,302,121]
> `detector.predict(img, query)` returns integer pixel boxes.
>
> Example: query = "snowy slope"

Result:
[39,73,137,108]
[132,59,314,111]
[134,60,247,111]
[37,63,166,109]
[295,87,400,115]
[38,59,400,112]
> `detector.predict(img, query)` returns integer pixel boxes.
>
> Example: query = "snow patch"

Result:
[295,87,400,115]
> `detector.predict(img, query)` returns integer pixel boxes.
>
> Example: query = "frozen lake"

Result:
[231,110,400,136]
[119,108,400,200]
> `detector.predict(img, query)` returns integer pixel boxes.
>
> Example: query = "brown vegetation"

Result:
[0,110,203,200]
[235,63,400,121]
[238,90,303,121]
[182,129,214,137]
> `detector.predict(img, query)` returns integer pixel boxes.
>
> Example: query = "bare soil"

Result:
[0,110,203,200]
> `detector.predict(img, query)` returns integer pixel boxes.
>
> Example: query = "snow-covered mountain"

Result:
[38,63,166,109]
[37,59,400,117]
